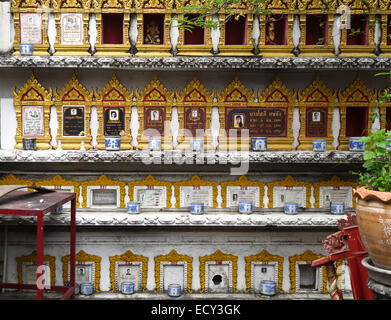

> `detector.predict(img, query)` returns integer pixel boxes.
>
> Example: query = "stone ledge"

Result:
[0,56,389,70]
[0,149,364,164]
[0,211,348,227]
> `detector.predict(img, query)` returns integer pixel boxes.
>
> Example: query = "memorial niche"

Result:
[54,73,93,150]
[11,0,51,56]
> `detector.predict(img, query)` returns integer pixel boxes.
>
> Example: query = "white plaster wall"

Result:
[0,1,13,54]
[0,228,342,294]
[0,98,16,149]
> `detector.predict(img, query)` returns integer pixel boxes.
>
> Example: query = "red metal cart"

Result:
[0,187,76,300]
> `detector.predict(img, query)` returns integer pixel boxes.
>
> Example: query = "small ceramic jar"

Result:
[168,284,181,297]
[260,280,277,296]
[190,139,204,151]
[105,136,121,151]
[20,44,34,55]
[190,203,204,214]
[148,138,161,151]
[127,202,141,214]
[251,137,267,151]
[330,202,345,214]
[23,138,36,150]
[51,205,63,214]
[284,202,299,215]
[80,283,94,295]
[239,202,253,214]
[121,282,135,295]
[312,139,327,152]
[349,137,365,151]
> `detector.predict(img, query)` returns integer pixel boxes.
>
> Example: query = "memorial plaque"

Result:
[225,107,287,137]
[134,186,167,208]
[22,105,44,137]
[184,107,206,137]
[163,264,185,291]
[103,106,125,136]
[253,262,276,291]
[90,188,118,207]
[117,263,141,291]
[20,13,42,44]
[60,13,83,45]
[319,186,352,208]
[42,185,74,208]
[180,186,213,207]
[306,107,327,137]
[63,106,85,137]
[273,186,306,208]
[144,107,165,137]
[75,264,92,284]
[226,186,259,207]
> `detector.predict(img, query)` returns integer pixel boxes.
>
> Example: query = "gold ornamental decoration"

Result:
[154,249,193,293]
[175,75,214,150]
[13,74,53,150]
[135,75,174,150]
[0,174,31,186]
[94,73,133,150]
[62,250,102,292]
[16,251,56,287]
[244,250,284,294]
[337,75,377,150]
[54,73,94,150]
[199,249,238,293]
[109,250,149,293]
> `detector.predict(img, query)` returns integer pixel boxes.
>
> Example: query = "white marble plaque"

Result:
[42,185,74,208]
[134,186,166,208]
[22,105,44,137]
[273,186,306,208]
[117,263,141,291]
[60,13,83,45]
[226,186,259,207]
[20,13,42,44]
[180,186,213,207]
[252,263,277,292]
[87,186,120,207]
[75,264,92,284]
[162,264,185,291]
[319,186,353,208]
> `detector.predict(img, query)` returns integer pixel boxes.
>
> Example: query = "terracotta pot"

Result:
[354,187,391,270]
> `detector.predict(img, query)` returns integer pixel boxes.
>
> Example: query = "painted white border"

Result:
[87,186,120,208]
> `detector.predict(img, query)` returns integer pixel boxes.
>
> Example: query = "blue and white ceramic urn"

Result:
[20,43,34,55]
[284,202,299,215]
[105,136,121,151]
[312,139,327,152]
[239,202,253,214]
[167,284,181,297]
[190,139,204,151]
[51,205,63,214]
[23,138,36,150]
[121,282,135,294]
[148,138,161,150]
[330,202,345,214]
[349,137,365,151]
[127,202,141,214]
[80,283,94,295]
[190,203,204,214]
[251,137,267,151]
[260,280,277,296]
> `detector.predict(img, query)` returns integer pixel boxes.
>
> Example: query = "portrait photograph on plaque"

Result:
[62,105,85,137]
[22,105,44,137]
[60,13,83,45]
[134,186,167,209]
[305,107,328,137]
[226,186,260,208]
[144,106,166,137]
[20,13,42,44]
[184,107,206,138]
[103,106,125,136]
[180,186,213,208]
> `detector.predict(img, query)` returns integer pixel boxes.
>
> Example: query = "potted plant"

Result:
[353,74,391,271]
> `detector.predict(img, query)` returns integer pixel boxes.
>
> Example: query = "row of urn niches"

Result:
[79,280,277,297]
[22,137,370,151]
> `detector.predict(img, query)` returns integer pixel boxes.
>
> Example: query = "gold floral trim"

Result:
[154,249,193,293]
[109,250,149,293]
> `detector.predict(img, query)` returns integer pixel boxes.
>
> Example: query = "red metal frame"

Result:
[0,190,76,300]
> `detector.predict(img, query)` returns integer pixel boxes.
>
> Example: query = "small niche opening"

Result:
[266,14,288,45]
[184,14,205,45]
[102,13,124,44]
[305,14,328,45]
[225,15,247,45]
[345,107,368,137]
[212,274,222,285]
[347,14,369,46]
[298,264,317,290]
[143,14,165,45]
